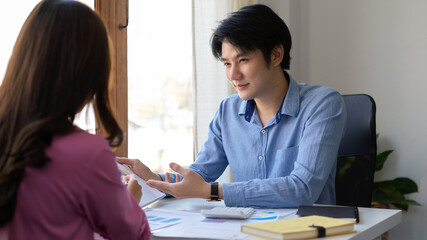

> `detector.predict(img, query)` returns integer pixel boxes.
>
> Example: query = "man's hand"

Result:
[146,162,211,199]
[116,157,161,181]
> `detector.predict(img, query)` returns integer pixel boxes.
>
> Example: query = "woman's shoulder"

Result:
[47,127,112,161]
[57,127,106,145]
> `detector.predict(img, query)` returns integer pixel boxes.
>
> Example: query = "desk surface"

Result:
[148,198,401,240]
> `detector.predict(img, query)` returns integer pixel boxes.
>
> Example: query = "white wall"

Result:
[261,0,427,239]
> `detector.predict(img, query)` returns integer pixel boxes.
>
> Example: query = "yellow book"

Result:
[241,215,356,240]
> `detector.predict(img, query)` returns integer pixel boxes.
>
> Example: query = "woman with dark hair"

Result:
[0,0,150,239]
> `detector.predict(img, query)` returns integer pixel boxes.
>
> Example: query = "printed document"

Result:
[147,208,296,239]
[117,163,165,207]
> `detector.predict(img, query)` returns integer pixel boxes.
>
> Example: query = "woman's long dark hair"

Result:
[0,0,123,226]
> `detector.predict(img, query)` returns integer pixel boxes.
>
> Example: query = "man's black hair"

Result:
[210,4,292,70]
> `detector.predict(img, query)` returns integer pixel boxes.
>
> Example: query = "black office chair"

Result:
[335,94,377,207]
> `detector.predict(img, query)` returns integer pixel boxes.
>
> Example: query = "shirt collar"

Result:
[239,72,300,122]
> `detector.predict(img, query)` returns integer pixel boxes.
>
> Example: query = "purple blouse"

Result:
[1,128,150,239]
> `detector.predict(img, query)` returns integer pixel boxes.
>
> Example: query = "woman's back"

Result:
[3,128,150,239]
[0,1,150,238]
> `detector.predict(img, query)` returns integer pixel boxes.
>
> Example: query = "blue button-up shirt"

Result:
[186,75,346,208]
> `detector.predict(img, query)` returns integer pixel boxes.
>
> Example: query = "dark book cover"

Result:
[296,205,359,223]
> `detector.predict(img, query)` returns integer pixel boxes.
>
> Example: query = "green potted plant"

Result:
[372,134,421,211]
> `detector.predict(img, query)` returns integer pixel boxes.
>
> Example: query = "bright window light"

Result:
[127,0,193,173]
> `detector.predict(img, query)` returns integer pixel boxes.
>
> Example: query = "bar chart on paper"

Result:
[147,215,184,231]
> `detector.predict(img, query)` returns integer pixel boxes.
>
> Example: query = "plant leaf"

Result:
[373,133,421,211]
[372,179,422,211]
[390,177,419,194]
[375,150,393,171]
[391,199,422,211]
[377,198,422,206]
[372,183,404,201]
[372,190,397,203]
[393,199,421,206]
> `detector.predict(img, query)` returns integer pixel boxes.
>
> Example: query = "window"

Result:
[127,0,194,173]
[0,1,44,85]
[74,1,96,132]
[95,0,232,179]
[0,1,95,128]
[1,1,229,180]
[1,1,194,174]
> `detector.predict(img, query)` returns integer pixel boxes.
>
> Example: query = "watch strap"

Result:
[208,182,220,201]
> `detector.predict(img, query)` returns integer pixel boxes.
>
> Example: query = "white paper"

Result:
[147,208,297,239]
[145,208,193,231]
[117,163,165,207]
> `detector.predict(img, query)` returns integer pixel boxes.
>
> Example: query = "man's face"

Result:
[221,41,275,101]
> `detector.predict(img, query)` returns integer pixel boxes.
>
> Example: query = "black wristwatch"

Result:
[208,182,221,201]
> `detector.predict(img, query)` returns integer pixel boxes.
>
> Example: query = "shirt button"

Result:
[258,156,263,161]
[261,130,266,134]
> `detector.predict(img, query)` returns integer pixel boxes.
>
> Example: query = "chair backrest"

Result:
[335,94,377,207]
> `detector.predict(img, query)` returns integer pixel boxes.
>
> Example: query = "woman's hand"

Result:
[117,157,161,181]
[127,176,142,203]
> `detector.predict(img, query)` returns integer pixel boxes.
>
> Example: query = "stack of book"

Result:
[241,215,356,240]
[241,205,359,240]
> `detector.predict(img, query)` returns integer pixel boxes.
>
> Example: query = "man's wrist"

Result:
[208,182,221,201]
[153,173,163,181]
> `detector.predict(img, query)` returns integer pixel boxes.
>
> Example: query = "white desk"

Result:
[148,198,401,240]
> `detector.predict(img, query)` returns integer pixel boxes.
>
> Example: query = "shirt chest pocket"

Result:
[269,145,299,177]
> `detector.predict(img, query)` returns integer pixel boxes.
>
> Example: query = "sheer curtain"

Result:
[192,0,257,182]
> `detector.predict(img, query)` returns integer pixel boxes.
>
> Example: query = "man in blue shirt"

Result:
[118,4,346,208]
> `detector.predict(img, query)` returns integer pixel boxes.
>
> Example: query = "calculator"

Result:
[201,206,254,219]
